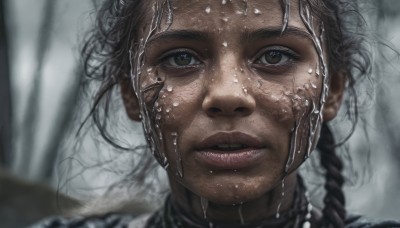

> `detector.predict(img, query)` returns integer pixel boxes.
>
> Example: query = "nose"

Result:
[202,70,256,118]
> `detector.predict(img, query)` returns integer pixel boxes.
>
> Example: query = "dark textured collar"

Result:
[145,176,316,228]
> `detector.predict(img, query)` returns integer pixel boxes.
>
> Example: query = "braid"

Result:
[317,123,346,228]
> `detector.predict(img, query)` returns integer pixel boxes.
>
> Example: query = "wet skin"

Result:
[123,0,344,224]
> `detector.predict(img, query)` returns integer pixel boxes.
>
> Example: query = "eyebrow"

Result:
[146,26,313,46]
[147,30,210,45]
[242,26,313,43]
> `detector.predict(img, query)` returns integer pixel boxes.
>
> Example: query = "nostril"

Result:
[209,107,221,113]
[234,107,247,113]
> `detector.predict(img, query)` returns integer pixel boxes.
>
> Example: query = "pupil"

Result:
[174,53,192,66]
[265,51,282,64]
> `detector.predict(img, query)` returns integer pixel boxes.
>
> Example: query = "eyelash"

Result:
[253,47,300,70]
[157,47,300,72]
[159,49,201,69]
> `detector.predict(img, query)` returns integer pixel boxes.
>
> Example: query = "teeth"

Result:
[216,144,244,150]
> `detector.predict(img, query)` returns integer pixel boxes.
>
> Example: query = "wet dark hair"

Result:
[81,0,371,227]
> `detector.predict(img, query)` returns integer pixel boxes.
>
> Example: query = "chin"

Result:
[190,176,275,205]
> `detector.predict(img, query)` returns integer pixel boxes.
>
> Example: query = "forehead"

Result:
[142,0,307,34]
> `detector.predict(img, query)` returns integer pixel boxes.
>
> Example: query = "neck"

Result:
[169,172,298,225]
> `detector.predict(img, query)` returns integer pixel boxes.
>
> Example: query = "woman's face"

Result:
[131,0,336,205]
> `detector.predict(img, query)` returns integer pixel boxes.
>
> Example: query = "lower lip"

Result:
[194,148,264,170]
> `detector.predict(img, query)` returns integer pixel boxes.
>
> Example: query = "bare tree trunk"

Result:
[18,0,56,177]
[0,0,12,168]
[39,66,82,180]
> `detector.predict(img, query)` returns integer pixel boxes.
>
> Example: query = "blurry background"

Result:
[0,0,399,227]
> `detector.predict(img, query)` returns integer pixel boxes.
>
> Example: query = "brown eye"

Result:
[167,52,199,67]
[263,51,283,64]
[255,47,298,67]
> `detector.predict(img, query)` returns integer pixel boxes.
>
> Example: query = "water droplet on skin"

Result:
[305,100,309,106]
[157,107,162,112]
[156,114,161,120]
[294,94,301,100]
[236,10,243,15]
[209,170,213,174]
[146,67,153,72]
[242,87,248,94]
[200,197,209,219]
[167,85,173,92]
[276,178,285,219]
[235,184,239,189]
[171,132,183,178]
[205,6,211,14]
[233,78,239,83]
[173,101,179,107]
[166,108,171,113]
[311,82,317,89]
[254,8,261,15]
[221,0,227,4]
[222,41,228,47]
[238,204,245,224]
[308,68,313,74]
[222,17,229,22]
[257,80,262,88]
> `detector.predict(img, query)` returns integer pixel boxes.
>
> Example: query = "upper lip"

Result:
[195,132,264,151]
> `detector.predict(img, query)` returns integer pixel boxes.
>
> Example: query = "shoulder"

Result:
[29,213,135,228]
[127,213,152,228]
[346,214,400,228]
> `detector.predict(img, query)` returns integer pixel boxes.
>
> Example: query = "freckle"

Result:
[222,41,228,47]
